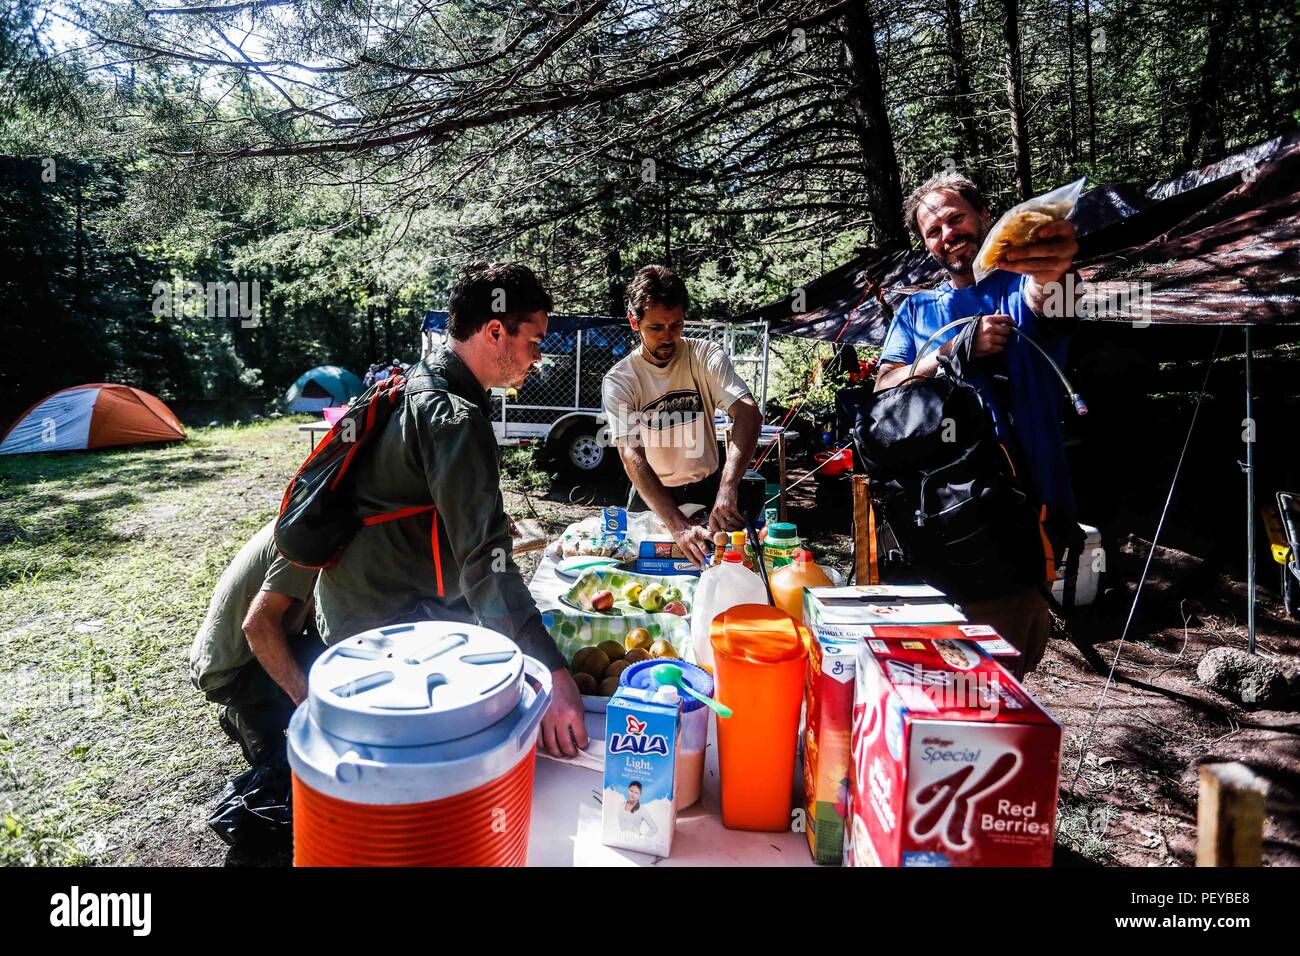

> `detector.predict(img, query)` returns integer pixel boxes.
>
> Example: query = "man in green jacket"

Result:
[315,261,587,757]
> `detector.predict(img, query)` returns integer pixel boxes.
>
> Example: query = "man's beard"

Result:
[936,227,986,275]
[645,339,675,364]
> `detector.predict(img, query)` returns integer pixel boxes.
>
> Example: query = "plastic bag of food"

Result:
[973,177,1086,282]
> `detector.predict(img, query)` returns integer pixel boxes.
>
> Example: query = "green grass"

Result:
[0,417,315,865]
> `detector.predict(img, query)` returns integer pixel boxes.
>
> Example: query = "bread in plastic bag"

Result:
[973,177,1086,282]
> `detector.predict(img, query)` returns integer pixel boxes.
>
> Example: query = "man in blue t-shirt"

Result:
[874,172,1080,671]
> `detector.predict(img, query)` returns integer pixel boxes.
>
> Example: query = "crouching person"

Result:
[188,517,323,854]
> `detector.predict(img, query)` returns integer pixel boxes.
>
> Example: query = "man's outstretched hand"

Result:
[540,667,589,758]
[998,219,1078,287]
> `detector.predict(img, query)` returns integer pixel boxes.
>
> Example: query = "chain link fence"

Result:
[425,320,769,437]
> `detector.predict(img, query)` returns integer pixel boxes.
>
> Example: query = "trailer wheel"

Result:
[563,428,607,473]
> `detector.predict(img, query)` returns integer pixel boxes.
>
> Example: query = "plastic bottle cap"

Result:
[768,522,798,540]
[723,550,744,564]
[654,685,680,705]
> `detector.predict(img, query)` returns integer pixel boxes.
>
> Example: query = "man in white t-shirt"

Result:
[602,265,762,566]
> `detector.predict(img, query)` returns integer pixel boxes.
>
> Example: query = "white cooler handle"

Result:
[515,657,553,753]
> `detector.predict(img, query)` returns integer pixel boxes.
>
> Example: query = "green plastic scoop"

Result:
[652,663,732,718]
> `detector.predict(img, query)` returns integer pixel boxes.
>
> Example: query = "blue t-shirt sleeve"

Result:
[879,298,917,366]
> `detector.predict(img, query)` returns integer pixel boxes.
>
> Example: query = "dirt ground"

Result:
[1,418,1296,866]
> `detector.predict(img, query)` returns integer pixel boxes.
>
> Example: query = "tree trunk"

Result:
[383,301,393,359]
[366,300,375,363]
[1082,0,1097,166]
[73,168,85,309]
[1066,0,1078,161]
[1181,0,1228,168]
[1247,0,1276,133]
[1000,0,1033,198]
[944,0,980,166]
[842,0,906,248]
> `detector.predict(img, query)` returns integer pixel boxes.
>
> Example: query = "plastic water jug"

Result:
[289,620,551,866]
[690,551,769,671]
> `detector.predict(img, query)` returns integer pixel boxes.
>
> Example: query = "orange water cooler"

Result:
[288,621,551,866]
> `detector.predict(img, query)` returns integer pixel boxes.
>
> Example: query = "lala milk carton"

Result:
[602,684,682,858]
[845,638,1062,867]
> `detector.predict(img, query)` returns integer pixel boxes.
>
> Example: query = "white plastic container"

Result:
[691,551,769,670]
[1051,523,1103,607]
[287,620,551,866]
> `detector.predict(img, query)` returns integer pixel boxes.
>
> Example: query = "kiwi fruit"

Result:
[571,646,598,674]
[604,659,631,682]
[597,676,621,697]
[572,671,598,695]
[579,648,610,678]
[624,647,651,664]
[597,640,626,663]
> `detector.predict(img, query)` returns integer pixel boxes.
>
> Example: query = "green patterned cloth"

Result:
[542,611,694,665]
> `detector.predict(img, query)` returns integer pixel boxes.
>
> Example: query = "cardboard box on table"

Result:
[800,588,1024,865]
[845,638,1062,867]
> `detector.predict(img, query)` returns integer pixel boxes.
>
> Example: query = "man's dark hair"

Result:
[903,171,989,238]
[626,265,688,321]
[446,261,553,341]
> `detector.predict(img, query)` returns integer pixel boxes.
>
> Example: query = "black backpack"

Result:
[275,368,443,586]
[850,321,1058,603]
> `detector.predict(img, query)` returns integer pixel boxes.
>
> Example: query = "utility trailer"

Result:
[420,312,770,474]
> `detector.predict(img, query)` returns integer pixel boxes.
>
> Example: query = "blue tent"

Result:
[285,365,363,412]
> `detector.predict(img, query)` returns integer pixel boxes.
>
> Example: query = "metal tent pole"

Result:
[1245,326,1257,654]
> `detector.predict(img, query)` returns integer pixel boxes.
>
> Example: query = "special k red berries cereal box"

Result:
[845,637,1061,867]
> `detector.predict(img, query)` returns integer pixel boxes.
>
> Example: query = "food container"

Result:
[711,604,808,831]
[845,638,1061,867]
[762,521,802,571]
[288,621,551,866]
[620,659,714,810]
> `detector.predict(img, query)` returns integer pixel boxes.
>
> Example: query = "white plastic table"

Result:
[526,709,815,867]
[525,549,816,867]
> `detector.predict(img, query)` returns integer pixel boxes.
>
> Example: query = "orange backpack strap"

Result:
[1038,505,1057,585]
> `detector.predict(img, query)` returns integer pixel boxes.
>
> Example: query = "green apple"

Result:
[639,583,666,612]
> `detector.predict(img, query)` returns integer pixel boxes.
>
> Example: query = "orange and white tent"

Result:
[0,383,186,455]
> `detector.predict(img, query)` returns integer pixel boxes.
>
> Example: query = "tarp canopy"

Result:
[422,311,623,336]
[285,365,363,412]
[738,130,1300,344]
[0,383,185,455]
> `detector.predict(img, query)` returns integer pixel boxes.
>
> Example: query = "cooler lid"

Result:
[307,621,526,747]
[710,604,807,664]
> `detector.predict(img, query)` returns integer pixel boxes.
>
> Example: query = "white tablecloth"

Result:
[525,548,816,867]
[527,709,815,867]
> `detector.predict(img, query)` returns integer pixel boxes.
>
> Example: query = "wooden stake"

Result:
[853,474,876,585]
[1196,762,1269,866]
[777,431,788,522]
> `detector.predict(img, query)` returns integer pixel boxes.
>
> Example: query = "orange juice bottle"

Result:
[769,549,833,624]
